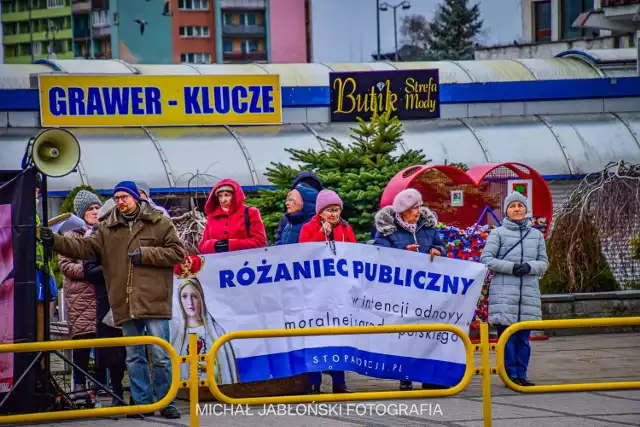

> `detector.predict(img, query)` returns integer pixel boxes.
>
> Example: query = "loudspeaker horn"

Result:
[29,128,81,178]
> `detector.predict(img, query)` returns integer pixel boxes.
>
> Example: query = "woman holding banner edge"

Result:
[373,188,447,391]
[299,189,356,394]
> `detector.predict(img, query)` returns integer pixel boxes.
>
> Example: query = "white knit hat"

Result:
[392,188,423,213]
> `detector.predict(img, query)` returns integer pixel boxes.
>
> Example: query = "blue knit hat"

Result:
[113,181,141,201]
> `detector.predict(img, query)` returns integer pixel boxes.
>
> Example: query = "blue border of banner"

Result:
[235,346,466,386]
[2,77,640,111]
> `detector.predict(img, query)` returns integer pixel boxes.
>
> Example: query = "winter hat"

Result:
[215,185,234,196]
[136,180,151,198]
[113,181,141,202]
[504,191,528,216]
[99,198,116,221]
[315,189,343,214]
[73,190,102,219]
[392,188,423,214]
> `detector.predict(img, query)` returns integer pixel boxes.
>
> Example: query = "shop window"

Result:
[561,0,599,39]
[534,1,551,42]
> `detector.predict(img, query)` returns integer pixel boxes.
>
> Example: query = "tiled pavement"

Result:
[12,333,640,427]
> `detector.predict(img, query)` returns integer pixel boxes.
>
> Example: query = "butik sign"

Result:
[329,69,440,122]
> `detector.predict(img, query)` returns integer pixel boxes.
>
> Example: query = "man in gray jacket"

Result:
[480,191,548,387]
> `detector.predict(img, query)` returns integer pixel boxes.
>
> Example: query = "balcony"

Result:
[4,50,74,64]
[602,0,640,5]
[3,28,73,44]
[223,51,267,62]
[222,24,265,36]
[220,0,265,9]
[2,7,72,23]
[72,1,91,13]
[93,25,111,38]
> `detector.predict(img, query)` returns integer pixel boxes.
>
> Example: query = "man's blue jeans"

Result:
[121,319,175,408]
[496,325,531,380]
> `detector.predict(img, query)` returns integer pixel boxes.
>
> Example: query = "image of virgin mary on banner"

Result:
[170,256,240,384]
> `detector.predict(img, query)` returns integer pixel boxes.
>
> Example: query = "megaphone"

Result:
[25,128,81,178]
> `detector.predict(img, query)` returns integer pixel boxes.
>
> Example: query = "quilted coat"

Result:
[480,218,549,326]
[59,227,97,338]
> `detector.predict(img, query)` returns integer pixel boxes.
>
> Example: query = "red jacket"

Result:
[198,179,267,254]
[299,215,357,243]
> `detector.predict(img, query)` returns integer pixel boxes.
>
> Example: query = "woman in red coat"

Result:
[299,189,355,394]
[198,179,267,254]
[299,189,356,244]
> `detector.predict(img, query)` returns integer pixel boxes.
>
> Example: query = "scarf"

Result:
[121,204,140,227]
[395,213,417,234]
[514,219,528,228]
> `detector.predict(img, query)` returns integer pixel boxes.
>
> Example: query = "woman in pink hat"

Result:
[299,189,356,244]
[299,189,355,394]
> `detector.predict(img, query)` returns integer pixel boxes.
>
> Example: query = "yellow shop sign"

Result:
[38,74,282,127]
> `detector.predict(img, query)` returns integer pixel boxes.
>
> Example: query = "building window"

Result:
[179,26,210,37]
[180,53,211,64]
[47,0,65,8]
[223,39,233,52]
[245,12,257,25]
[92,10,108,26]
[178,0,209,10]
[243,39,258,53]
[534,1,552,42]
[223,13,233,25]
[33,42,43,56]
[561,0,598,39]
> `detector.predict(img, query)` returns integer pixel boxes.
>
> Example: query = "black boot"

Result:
[399,380,412,391]
[332,384,352,394]
[519,378,535,386]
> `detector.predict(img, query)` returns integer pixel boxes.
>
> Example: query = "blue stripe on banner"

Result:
[235,346,465,387]
[2,77,640,111]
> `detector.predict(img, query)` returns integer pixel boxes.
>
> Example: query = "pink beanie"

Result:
[392,188,423,213]
[315,189,343,214]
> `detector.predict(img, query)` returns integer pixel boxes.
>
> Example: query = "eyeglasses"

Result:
[113,195,131,203]
[324,208,341,214]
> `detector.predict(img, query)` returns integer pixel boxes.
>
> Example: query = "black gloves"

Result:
[128,248,142,265]
[214,240,229,253]
[40,226,54,248]
[512,263,531,277]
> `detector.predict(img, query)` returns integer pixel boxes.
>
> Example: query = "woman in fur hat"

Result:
[373,188,446,391]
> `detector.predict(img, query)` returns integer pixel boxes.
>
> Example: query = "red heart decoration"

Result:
[381,162,552,237]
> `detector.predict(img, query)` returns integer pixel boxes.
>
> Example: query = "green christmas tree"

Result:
[247,112,430,242]
[425,0,483,61]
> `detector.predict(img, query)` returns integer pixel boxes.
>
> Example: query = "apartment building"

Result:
[71,0,111,59]
[2,0,74,64]
[476,0,638,60]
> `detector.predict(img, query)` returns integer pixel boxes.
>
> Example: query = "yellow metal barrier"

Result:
[495,317,640,394]
[0,336,182,424]
[206,323,475,405]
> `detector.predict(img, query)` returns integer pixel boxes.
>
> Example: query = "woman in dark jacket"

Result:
[83,198,126,406]
[274,171,323,245]
[373,188,446,391]
[274,184,319,245]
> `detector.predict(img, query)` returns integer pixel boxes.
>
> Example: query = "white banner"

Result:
[169,242,487,387]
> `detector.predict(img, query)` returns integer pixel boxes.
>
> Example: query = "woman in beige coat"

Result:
[59,190,105,396]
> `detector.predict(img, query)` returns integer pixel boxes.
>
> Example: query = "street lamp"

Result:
[379,1,411,62]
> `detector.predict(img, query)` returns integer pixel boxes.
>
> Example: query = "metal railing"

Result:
[1,317,639,427]
[222,24,265,36]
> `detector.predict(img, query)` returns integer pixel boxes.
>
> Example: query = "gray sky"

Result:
[310,0,522,63]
